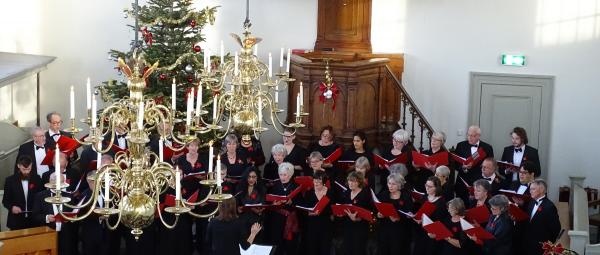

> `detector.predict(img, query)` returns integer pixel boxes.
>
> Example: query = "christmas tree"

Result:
[101,0,218,116]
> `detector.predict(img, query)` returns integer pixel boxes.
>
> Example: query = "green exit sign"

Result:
[501,54,526,66]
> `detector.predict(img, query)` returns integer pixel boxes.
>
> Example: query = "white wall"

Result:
[401,0,600,199]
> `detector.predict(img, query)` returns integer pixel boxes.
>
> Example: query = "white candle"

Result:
[55,145,60,189]
[268,53,272,78]
[175,168,181,200]
[220,40,224,66]
[296,93,301,117]
[86,78,91,110]
[216,156,222,187]
[171,78,176,110]
[137,101,144,130]
[212,95,218,120]
[257,98,262,123]
[195,85,202,116]
[91,95,97,127]
[286,48,291,73]
[279,47,284,68]
[254,44,258,56]
[208,145,214,173]
[104,169,110,202]
[158,137,164,162]
[96,143,101,170]
[186,91,192,126]
[234,52,239,75]
[275,84,279,104]
[299,82,304,107]
[70,86,75,119]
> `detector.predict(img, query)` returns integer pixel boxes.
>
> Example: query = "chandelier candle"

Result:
[137,101,145,130]
[159,137,164,162]
[195,85,202,117]
[257,98,262,125]
[70,86,75,120]
[279,47,284,70]
[96,141,101,170]
[220,40,224,66]
[186,90,193,127]
[286,48,291,73]
[55,144,60,189]
[104,166,110,202]
[208,142,214,173]
[268,53,273,78]
[171,78,176,111]
[212,95,218,120]
[86,78,91,110]
[296,93,301,117]
[91,95,97,127]
[175,168,181,200]
[216,155,222,187]
[254,44,258,56]
[299,82,303,107]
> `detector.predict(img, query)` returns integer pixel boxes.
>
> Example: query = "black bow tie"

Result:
[471,144,478,148]
[483,177,492,181]
[515,148,522,153]
[535,200,542,206]
[117,134,127,139]
[51,133,60,137]
[35,145,45,150]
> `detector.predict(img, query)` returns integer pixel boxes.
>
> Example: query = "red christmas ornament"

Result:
[190,19,197,28]
[159,73,167,80]
[193,45,201,53]
[187,76,194,83]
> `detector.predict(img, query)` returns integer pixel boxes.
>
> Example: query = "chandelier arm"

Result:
[187,206,219,219]
[154,187,180,229]
[105,209,122,231]
[56,176,102,221]
[182,186,215,207]
[72,135,93,146]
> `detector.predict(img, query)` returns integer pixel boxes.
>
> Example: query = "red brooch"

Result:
[452,226,458,233]
[182,188,187,195]
[537,206,543,212]
[250,192,257,200]
[223,185,229,192]
[399,200,404,206]
[247,147,254,152]
[194,162,203,169]
[28,183,35,190]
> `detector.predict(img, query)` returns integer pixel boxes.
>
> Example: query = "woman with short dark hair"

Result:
[470,194,513,255]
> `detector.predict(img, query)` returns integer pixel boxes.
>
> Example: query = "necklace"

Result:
[282,182,291,192]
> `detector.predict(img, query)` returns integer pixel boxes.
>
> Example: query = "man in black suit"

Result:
[500,127,541,186]
[507,161,537,201]
[453,125,494,202]
[523,179,561,255]
[44,111,78,162]
[32,175,77,255]
[479,157,504,195]
[3,155,44,230]
[14,126,50,177]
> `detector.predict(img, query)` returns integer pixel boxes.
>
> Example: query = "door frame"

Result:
[468,72,554,176]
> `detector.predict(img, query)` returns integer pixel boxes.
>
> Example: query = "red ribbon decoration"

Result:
[542,241,565,255]
[141,27,153,46]
[318,81,340,110]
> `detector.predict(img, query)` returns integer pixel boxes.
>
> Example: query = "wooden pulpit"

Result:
[0,226,57,255]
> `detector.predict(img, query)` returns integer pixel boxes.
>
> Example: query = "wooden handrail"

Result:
[382,65,436,151]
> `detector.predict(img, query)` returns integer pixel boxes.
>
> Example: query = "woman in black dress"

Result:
[376,173,413,255]
[205,197,262,255]
[263,144,288,186]
[471,194,513,255]
[435,165,455,201]
[238,134,266,168]
[265,162,300,255]
[221,134,249,183]
[413,176,448,255]
[340,130,373,169]
[236,166,267,244]
[299,171,334,255]
[308,125,342,169]
[376,129,413,190]
[340,171,373,255]
[439,198,475,255]
[354,156,376,192]
[414,131,450,193]
[282,127,309,176]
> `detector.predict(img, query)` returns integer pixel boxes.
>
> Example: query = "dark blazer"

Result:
[79,188,113,255]
[483,213,514,255]
[523,197,562,255]
[2,173,44,229]
[32,190,77,255]
[454,140,494,182]
[500,145,541,176]
[15,141,50,175]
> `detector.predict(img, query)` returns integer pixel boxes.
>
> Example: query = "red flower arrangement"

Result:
[194,162,203,169]
[28,183,35,190]
[541,241,568,255]
[318,81,340,110]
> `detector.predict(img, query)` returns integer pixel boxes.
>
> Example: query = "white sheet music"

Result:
[240,244,273,255]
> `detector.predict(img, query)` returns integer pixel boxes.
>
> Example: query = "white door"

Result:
[469,72,553,177]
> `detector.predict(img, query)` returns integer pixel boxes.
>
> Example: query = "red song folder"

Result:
[508,203,529,222]
[331,204,374,222]
[465,205,491,224]
[373,153,409,170]
[499,189,531,203]
[411,151,449,168]
[294,176,314,191]
[411,189,425,202]
[460,218,495,245]
[335,160,355,172]
[56,136,81,155]
[449,148,486,166]
[266,186,302,202]
[496,161,520,172]
[295,196,330,215]
[421,214,452,240]
[374,202,400,218]
[414,200,436,220]
[323,147,343,164]
[459,177,474,195]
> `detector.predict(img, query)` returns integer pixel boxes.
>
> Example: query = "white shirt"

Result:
[482,173,496,184]
[470,141,480,155]
[48,204,63,231]
[48,130,61,142]
[21,180,29,212]
[116,133,127,149]
[511,145,526,181]
[516,183,529,195]
[530,196,545,220]
[34,143,49,177]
